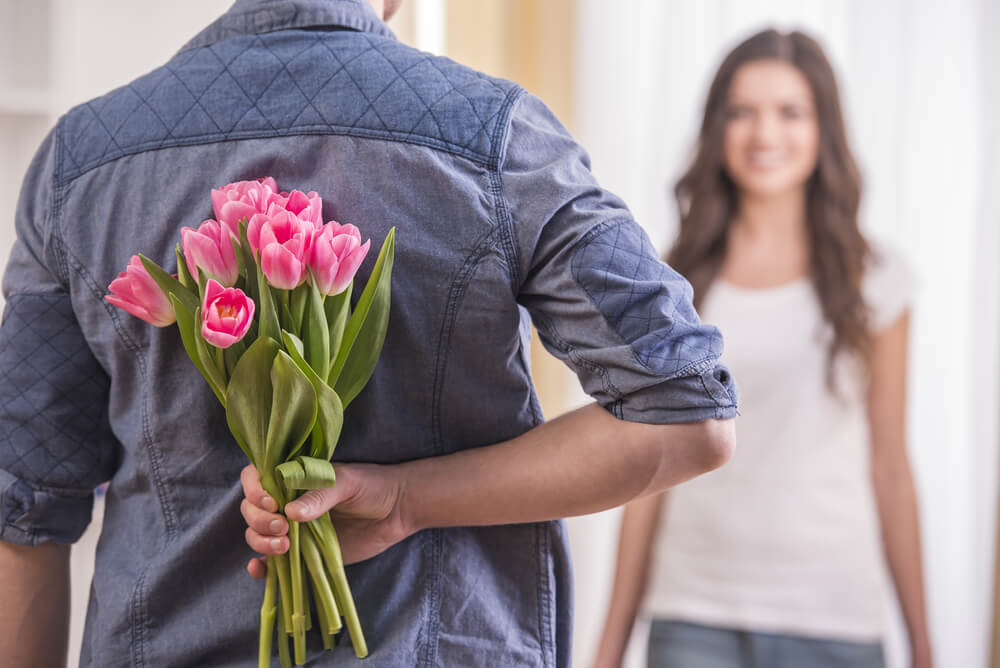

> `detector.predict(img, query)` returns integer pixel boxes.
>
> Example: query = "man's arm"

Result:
[241,404,733,566]
[398,404,732,530]
[0,541,71,666]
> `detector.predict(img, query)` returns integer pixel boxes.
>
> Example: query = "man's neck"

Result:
[367,0,385,20]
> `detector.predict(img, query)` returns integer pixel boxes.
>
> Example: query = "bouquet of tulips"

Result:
[106,178,394,666]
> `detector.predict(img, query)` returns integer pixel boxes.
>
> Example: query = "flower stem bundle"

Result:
[106,178,395,665]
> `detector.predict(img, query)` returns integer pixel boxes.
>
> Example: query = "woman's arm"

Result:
[867,310,933,668]
[591,493,665,668]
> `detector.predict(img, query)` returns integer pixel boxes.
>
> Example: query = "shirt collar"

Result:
[179,0,396,53]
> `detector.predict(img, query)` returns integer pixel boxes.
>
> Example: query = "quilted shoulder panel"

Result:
[56,30,523,183]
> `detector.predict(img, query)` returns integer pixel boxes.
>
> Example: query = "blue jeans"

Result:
[648,620,886,668]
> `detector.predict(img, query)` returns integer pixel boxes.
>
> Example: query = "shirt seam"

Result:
[49,189,173,668]
[423,229,503,666]
[536,523,555,668]
[490,87,527,292]
[56,126,499,188]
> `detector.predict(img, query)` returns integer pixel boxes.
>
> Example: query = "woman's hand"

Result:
[239,463,412,578]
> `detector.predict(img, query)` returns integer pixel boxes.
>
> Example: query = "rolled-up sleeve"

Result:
[0,130,118,545]
[503,94,737,423]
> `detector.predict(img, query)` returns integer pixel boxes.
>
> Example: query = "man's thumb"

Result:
[285,487,339,521]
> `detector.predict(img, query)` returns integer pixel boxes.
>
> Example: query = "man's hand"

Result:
[239,463,412,577]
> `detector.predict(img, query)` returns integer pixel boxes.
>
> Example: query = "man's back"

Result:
[5,5,568,665]
[0,1,737,666]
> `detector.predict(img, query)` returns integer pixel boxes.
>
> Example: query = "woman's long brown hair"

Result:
[667,29,872,387]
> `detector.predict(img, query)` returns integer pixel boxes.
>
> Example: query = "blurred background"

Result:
[0,1,996,666]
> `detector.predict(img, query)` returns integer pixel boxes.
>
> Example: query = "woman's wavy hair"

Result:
[667,28,871,388]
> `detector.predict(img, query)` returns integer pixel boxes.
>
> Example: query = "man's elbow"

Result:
[697,417,736,472]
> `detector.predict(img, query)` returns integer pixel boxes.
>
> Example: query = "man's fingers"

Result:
[245,527,289,555]
[240,499,287,537]
[247,557,267,579]
[240,464,277,512]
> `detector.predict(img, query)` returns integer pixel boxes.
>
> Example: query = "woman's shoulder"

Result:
[863,238,918,333]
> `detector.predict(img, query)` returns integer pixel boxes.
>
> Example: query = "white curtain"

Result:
[568,1,998,667]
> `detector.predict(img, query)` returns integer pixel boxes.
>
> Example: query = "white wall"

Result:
[569,1,997,667]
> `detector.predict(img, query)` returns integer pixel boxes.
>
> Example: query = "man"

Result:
[0,1,737,665]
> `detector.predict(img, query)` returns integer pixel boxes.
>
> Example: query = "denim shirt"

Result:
[0,1,737,666]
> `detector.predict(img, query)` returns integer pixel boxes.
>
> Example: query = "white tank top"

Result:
[642,242,915,642]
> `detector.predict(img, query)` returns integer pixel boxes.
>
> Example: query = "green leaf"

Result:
[139,254,198,313]
[256,260,281,343]
[291,283,308,336]
[169,294,227,408]
[278,289,296,336]
[275,456,336,490]
[193,306,228,391]
[229,234,246,284]
[223,337,246,376]
[282,330,305,359]
[263,351,317,470]
[237,220,257,298]
[226,336,280,468]
[175,244,196,291]
[324,282,351,362]
[280,330,344,461]
[330,228,395,408]
[230,221,259,343]
[304,271,331,379]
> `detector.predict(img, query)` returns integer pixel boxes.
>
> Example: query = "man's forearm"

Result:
[0,540,71,666]
[401,402,733,532]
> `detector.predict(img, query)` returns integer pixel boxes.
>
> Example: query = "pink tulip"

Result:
[282,189,324,228]
[106,255,176,327]
[211,178,283,238]
[247,210,314,290]
[310,222,371,296]
[181,219,239,287]
[201,279,254,348]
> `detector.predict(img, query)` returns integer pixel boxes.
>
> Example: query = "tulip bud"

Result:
[105,255,176,327]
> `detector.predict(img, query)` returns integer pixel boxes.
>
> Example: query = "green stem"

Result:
[259,558,278,668]
[312,586,334,652]
[259,472,295,637]
[312,515,368,658]
[301,528,341,634]
[276,595,292,668]
[288,521,307,664]
[274,554,294,639]
[215,346,227,386]
[302,563,312,633]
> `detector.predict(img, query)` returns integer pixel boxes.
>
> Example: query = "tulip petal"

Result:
[331,239,370,295]
[261,244,304,290]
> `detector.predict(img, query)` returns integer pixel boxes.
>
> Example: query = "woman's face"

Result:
[722,60,820,200]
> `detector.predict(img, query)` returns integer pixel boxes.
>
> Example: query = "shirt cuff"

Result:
[0,468,95,545]
[607,363,738,424]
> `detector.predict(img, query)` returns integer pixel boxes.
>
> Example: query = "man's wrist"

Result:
[394,461,423,539]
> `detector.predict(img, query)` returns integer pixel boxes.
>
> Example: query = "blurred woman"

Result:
[592,29,932,668]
